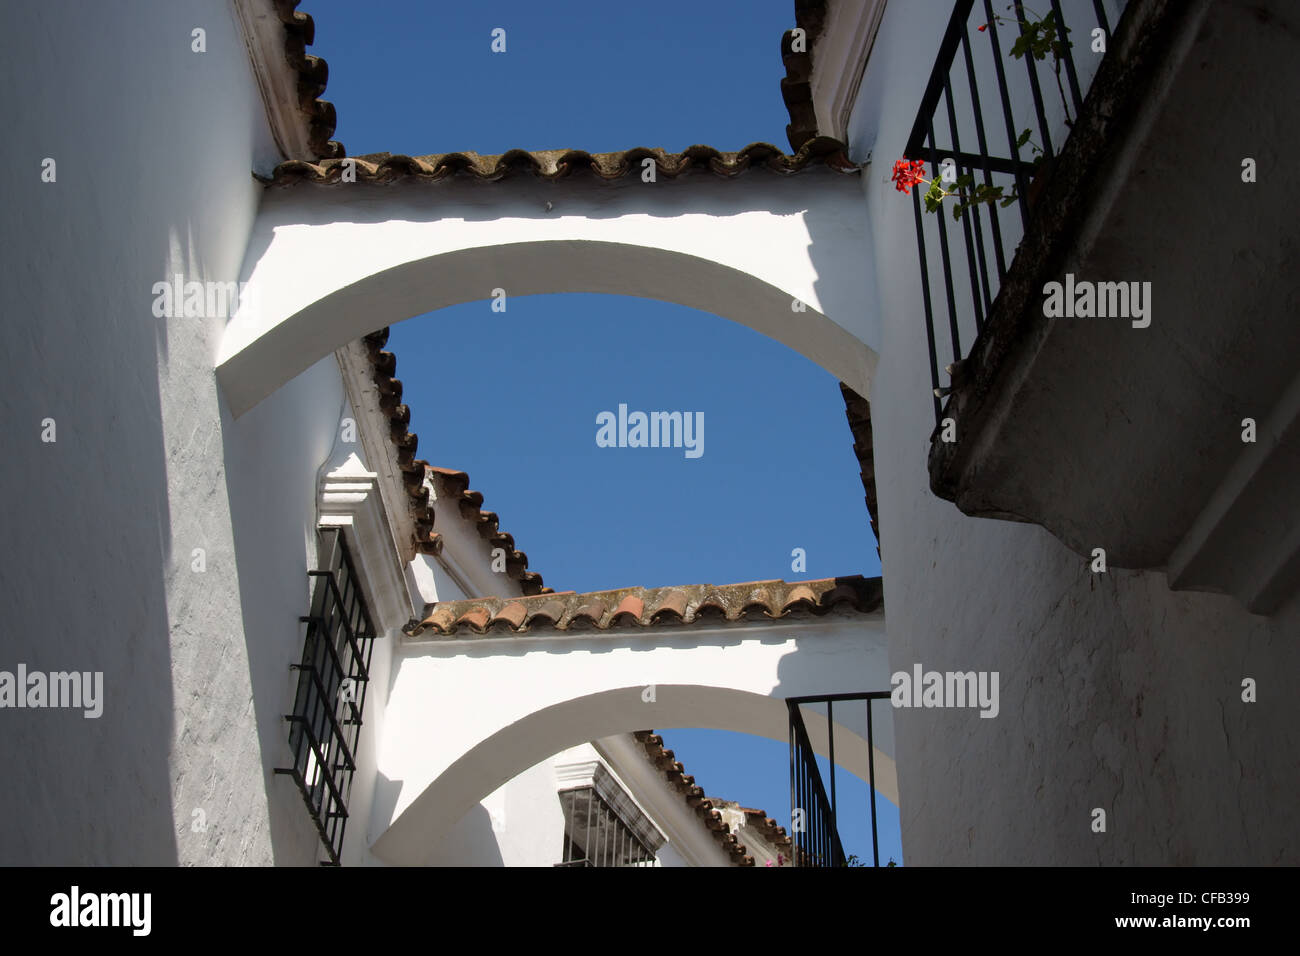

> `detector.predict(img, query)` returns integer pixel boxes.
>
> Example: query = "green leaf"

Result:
[924,179,946,211]
[1016,127,1033,148]
[1000,195,1018,207]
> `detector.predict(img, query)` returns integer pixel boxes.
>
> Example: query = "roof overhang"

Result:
[233,0,343,163]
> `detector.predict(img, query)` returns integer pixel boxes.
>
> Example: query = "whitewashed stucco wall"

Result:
[0,0,378,866]
[419,739,737,867]
[1,0,281,864]
[369,614,893,865]
[852,0,1299,864]
[220,170,878,419]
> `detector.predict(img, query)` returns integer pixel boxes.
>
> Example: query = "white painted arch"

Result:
[219,172,879,417]
[369,614,893,865]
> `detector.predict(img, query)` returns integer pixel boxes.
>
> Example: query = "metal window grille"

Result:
[557,787,657,867]
[788,692,890,867]
[275,528,377,866]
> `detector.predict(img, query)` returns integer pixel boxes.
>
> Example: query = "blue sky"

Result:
[307,0,898,865]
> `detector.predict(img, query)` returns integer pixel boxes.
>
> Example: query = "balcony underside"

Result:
[929,0,1300,614]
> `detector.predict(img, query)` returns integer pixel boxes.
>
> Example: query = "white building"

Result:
[1,0,1295,866]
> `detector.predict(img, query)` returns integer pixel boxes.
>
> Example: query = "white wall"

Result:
[852,0,1300,864]
[369,614,894,864]
[219,171,878,417]
[0,0,300,865]
[423,755,562,867]
[422,739,735,867]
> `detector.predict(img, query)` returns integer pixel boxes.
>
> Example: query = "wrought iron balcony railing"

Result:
[904,0,1126,425]
[787,692,890,867]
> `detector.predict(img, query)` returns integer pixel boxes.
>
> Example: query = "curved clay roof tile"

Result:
[456,606,492,634]
[610,595,645,626]
[425,605,459,635]
[650,591,689,624]
[525,598,568,629]
[781,583,820,614]
[427,466,470,495]
[568,600,608,630]
[694,594,731,621]
[741,587,775,617]
[492,602,528,632]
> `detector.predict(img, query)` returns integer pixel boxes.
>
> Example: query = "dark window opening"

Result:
[276,528,377,865]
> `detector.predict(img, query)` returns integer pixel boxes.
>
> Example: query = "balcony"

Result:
[906,0,1300,614]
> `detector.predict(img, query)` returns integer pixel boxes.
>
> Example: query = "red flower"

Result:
[891,158,928,194]
[977,23,988,32]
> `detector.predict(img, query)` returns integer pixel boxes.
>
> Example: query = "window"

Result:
[557,786,658,867]
[276,528,377,865]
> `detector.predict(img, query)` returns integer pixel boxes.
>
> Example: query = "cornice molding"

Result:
[812,0,888,142]
[318,451,418,631]
[336,341,420,565]
[232,0,317,162]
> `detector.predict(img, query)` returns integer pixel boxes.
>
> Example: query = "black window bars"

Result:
[787,692,890,867]
[275,528,377,866]
[903,0,1125,425]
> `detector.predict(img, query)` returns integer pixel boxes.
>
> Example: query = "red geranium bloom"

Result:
[891,158,928,194]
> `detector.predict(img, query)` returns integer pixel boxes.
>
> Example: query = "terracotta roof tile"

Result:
[457,606,491,633]
[783,582,819,611]
[406,575,882,638]
[634,732,760,867]
[362,329,549,595]
[649,590,690,624]
[610,595,645,627]
[493,601,528,632]
[526,596,569,628]
[694,589,731,621]
[568,599,607,630]
[741,584,777,618]
[781,0,829,151]
[274,1,344,159]
[742,807,797,861]
[263,137,855,186]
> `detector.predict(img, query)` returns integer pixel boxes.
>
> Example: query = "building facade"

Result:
[1,0,1294,866]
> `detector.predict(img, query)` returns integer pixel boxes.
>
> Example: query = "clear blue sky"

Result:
[307,0,899,865]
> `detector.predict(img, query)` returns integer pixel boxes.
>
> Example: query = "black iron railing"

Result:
[904,0,1126,424]
[787,692,890,867]
[276,528,377,865]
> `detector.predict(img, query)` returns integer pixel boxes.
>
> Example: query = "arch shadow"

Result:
[218,240,877,418]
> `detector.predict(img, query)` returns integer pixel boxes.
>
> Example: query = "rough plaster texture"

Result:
[0,0,291,865]
[854,0,1300,864]
[927,0,1300,616]
[0,1,381,867]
